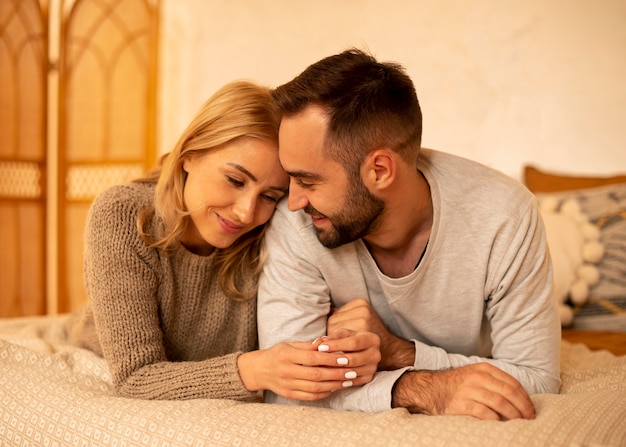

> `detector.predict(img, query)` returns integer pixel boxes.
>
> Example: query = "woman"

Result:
[66,81,378,402]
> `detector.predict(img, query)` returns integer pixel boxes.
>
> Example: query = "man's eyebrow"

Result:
[227,162,288,193]
[286,170,323,181]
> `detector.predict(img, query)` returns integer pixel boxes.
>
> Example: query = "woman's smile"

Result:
[217,213,245,234]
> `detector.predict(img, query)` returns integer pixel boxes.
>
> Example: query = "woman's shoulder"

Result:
[91,182,155,213]
[87,182,156,235]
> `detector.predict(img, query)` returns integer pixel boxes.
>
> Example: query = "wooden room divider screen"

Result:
[0,0,159,317]
[0,0,47,317]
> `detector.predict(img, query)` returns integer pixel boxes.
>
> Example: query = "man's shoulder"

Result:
[421,149,515,182]
[421,149,532,205]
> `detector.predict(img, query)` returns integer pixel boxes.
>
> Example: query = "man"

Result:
[257,49,560,420]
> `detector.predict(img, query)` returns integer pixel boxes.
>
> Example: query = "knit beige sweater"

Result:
[66,182,258,401]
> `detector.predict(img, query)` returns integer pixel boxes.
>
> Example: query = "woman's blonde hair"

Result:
[135,80,281,300]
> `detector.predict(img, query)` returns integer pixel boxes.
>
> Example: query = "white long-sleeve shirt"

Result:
[258,149,561,412]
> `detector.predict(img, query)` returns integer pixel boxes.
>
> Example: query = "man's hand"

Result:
[328,298,415,370]
[392,363,535,420]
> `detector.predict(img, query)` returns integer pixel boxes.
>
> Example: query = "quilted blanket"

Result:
[1,315,625,447]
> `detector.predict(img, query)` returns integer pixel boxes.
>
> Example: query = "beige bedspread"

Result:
[1,315,625,447]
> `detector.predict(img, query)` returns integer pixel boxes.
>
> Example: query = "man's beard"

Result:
[305,178,384,249]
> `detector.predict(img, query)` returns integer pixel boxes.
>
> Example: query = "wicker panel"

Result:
[65,163,144,201]
[0,161,44,199]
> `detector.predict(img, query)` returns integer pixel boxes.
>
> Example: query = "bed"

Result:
[1,166,625,446]
[0,314,624,447]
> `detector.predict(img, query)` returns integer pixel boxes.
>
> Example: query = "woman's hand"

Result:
[238,330,380,401]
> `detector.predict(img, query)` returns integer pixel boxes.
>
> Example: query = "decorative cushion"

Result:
[535,182,626,332]
[524,165,626,193]
[539,197,604,326]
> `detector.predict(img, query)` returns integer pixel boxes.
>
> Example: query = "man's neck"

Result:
[363,169,432,278]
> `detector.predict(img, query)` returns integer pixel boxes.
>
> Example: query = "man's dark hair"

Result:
[271,48,422,175]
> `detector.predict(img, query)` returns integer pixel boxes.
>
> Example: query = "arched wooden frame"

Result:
[0,0,48,317]
[57,0,159,312]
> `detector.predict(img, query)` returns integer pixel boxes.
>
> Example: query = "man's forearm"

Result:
[380,335,416,370]
[390,363,536,420]
[391,370,440,414]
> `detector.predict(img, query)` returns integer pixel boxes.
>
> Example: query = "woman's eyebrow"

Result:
[228,162,257,181]
[227,162,288,193]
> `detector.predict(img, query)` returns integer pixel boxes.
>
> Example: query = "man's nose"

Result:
[287,181,308,211]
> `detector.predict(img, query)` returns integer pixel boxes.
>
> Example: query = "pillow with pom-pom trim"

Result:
[536,182,626,332]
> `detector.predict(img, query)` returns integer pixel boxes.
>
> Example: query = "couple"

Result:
[67,49,561,421]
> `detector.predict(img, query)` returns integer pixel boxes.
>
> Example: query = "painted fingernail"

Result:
[318,344,330,352]
[312,336,330,347]
[337,357,348,365]
[344,371,357,379]
[342,380,353,388]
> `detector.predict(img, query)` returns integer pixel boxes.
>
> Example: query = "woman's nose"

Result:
[233,194,256,224]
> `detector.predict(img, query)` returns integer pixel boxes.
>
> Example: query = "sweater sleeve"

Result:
[83,185,256,401]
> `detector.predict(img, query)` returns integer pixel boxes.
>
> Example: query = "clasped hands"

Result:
[239,326,381,401]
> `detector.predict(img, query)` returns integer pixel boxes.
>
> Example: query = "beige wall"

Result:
[158,0,626,180]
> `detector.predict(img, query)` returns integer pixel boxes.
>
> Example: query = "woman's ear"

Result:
[182,156,192,173]
[362,149,396,191]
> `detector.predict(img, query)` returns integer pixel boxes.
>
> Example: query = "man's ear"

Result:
[362,149,396,191]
